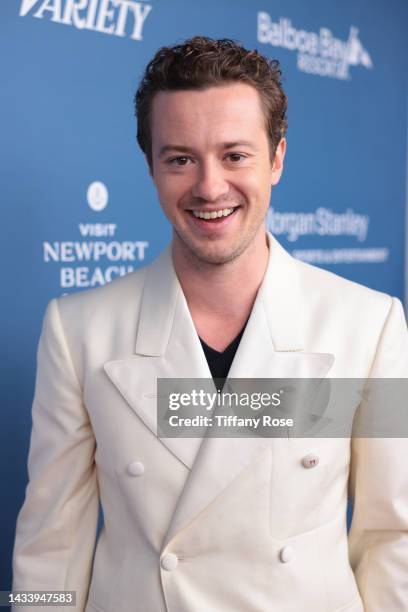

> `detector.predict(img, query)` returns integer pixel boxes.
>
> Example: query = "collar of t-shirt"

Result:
[199,322,247,390]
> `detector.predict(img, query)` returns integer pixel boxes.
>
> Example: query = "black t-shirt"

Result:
[199,323,247,391]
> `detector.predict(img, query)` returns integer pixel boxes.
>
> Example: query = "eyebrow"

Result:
[158,141,256,158]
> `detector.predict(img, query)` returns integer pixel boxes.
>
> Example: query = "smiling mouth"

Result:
[188,206,239,220]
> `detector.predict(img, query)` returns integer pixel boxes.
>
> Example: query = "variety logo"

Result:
[258,12,373,80]
[19,0,152,41]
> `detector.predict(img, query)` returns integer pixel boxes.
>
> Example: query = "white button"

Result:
[161,553,178,571]
[127,461,145,476]
[279,546,293,563]
[301,453,319,469]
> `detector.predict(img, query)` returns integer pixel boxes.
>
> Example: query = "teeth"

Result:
[192,207,235,220]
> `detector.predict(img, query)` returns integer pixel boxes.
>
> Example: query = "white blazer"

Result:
[13,233,408,612]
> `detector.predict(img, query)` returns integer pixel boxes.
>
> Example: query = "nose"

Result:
[191,159,229,202]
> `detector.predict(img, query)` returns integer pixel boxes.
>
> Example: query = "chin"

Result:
[186,241,250,266]
[194,251,237,265]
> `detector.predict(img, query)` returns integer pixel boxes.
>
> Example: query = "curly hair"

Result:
[134,36,288,167]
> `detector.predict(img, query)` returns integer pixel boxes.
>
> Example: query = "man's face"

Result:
[149,82,285,265]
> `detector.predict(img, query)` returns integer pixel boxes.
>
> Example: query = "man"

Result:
[13,36,408,611]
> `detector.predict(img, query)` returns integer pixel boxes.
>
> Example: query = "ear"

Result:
[271,138,286,186]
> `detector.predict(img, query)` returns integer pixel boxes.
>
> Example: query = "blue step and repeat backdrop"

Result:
[1,0,407,589]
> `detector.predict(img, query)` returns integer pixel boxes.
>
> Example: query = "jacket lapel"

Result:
[104,246,214,470]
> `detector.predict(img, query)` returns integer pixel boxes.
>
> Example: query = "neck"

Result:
[171,228,270,348]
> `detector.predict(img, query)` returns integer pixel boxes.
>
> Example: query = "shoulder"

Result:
[289,258,408,375]
[295,256,393,319]
[53,264,148,335]
[268,234,396,329]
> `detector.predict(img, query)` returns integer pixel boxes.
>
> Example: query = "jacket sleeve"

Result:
[12,298,99,611]
[348,297,408,610]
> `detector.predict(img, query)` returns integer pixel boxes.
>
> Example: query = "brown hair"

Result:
[134,36,288,167]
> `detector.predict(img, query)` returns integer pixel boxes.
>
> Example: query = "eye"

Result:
[168,156,192,166]
[226,153,246,163]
